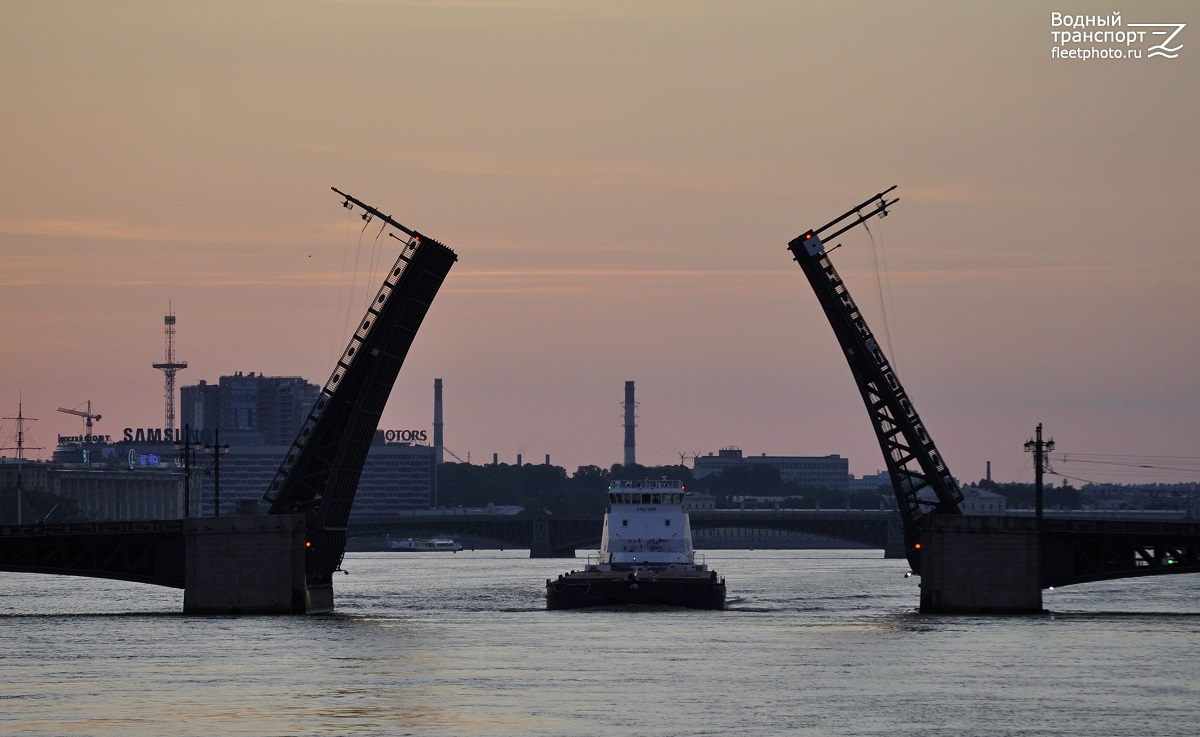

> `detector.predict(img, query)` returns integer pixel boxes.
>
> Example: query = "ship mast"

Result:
[2,399,41,524]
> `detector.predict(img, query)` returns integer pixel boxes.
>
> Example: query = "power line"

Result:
[1051,453,1200,475]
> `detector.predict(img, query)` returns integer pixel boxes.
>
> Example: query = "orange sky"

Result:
[2,1,1197,486]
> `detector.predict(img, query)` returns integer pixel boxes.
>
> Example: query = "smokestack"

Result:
[433,378,444,465]
[517,453,522,467]
[986,461,992,483]
[624,380,637,466]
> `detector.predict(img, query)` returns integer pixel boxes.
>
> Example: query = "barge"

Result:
[546,479,725,610]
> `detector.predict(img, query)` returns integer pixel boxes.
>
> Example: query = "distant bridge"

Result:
[347,510,899,556]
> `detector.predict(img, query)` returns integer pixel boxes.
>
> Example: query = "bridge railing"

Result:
[1,520,185,537]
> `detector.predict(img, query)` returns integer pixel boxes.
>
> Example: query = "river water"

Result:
[2,550,1198,736]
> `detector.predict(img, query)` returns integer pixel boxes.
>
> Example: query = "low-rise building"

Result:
[960,486,1008,515]
[693,447,850,490]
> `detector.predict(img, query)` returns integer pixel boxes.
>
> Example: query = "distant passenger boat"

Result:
[388,537,462,552]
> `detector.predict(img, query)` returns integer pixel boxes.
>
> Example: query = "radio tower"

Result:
[152,305,187,435]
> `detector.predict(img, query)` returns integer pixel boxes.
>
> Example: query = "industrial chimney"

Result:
[623,380,637,466]
[434,378,444,465]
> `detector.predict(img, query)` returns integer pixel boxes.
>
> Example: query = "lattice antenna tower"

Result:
[152,304,187,434]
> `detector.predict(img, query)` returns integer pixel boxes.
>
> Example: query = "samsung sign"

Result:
[123,427,205,443]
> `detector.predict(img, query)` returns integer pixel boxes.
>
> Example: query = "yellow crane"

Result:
[57,400,102,436]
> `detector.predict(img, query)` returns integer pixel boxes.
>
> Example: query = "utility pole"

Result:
[205,429,230,517]
[1025,423,1055,524]
[176,424,197,518]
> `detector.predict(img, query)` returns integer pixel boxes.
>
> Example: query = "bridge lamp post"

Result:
[204,429,230,517]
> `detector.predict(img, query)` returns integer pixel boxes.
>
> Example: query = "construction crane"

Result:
[58,401,102,436]
[787,186,962,574]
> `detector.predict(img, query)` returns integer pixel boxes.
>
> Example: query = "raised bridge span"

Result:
[0,190,458,613]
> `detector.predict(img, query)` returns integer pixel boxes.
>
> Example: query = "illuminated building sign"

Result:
[57,434,113,444]
[126,449,162,469]
[382,429,428,443]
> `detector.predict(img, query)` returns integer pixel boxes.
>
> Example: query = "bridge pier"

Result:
[884,512,907,559]
[184,514,320,614]
[919,515,1044,614]
[530,544,577,558]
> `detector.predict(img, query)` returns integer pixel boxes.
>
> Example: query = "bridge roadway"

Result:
[0,520,185,588]
[2,512,1199,606]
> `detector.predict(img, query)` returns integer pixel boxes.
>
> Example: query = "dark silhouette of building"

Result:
[181,372,321,446]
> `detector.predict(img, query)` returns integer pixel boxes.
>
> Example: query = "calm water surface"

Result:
[2,550,1198,736]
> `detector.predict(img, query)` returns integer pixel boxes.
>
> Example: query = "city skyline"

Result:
[2,2,1198,486]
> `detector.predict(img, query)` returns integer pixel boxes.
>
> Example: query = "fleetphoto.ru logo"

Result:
[1051,11,1186,60]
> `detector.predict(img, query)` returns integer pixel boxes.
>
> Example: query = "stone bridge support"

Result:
[183,514,319,614]
[919,515,1043,614]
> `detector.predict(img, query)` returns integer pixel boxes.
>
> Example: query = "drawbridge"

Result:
[788,188,1200,611]
[262,188,458,592]
[0,189,457,611]
[787,186,961,573]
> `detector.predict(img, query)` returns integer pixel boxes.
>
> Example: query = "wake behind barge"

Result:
[546,479,725,610]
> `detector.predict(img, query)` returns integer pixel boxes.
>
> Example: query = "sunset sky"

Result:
[2,1,1197,487]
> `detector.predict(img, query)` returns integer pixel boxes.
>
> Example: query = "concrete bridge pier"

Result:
[919,515,1044,614]
[884,512,907,559]
[184,514,327,614]
[529,515,576,558]
[529,544,577,558]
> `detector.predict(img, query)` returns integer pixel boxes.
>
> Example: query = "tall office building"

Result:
[172,372,435,517]
[181,372,321,446]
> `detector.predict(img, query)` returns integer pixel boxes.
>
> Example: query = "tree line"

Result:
[434,461,890,517]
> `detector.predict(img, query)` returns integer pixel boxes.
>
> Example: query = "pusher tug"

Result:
[546,479,726,610]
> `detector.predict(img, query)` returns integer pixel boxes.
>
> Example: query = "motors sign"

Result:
[382,429,428,444]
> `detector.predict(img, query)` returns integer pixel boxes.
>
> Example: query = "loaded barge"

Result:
[546,479,725,610]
